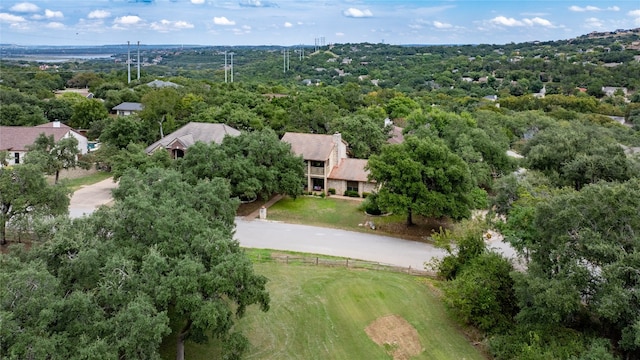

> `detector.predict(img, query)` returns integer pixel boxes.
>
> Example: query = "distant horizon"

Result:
[1,1,639,47]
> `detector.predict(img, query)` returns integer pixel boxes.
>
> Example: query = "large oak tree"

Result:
[367,136,474,225]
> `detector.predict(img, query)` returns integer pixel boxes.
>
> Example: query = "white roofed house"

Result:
[145,122,240,159]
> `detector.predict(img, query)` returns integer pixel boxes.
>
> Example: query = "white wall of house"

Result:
[3,151,27,166]
[68,131,89,155]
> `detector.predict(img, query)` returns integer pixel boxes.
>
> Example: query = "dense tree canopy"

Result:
[1,168,270,359]
[0,164,70,245]
[367,136,475,225]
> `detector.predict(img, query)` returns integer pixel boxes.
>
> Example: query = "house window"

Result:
[312,178,324,191]
[172,149,185,159]
[310,161,324,168]
[347,181,358,192]
[14,152,20,164]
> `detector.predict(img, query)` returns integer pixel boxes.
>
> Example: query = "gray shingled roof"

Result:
[0,126,70,151]
[147,80,181,88]
[281,132,336,161]
[145,122,240,153]
[329,158,370,182]
[112,102,144,111]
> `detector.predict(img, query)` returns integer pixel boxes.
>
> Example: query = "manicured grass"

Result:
[266,196,406,234]
[266,196,446,241]
[160,261,485,360]
[60,171,113,191]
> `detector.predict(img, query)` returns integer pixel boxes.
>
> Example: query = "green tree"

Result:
[25,133,89,184]
[329,114,389,158]
[99,115,145,149]
[0,164,70,244]
[69,98,109,129]
[512,180,640,357]
[2,168,269,359]
[367,136,474,226]
[181,129,305,200]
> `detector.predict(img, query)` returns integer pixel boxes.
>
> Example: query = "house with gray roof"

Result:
[145,122,240,159]
[146,79,181,88]
[0,121,88,166]
[112,102,143,116]
[281,132,375,196]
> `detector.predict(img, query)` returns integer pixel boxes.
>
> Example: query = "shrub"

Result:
[360,193,384,215]
[328,188,336,195]
[362,192,371,198]
[344,190,359,197]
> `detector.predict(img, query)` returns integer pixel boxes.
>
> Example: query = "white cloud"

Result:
[88,10,110,19]
[336,32,345,37]
[433,21,452,29]
[523,17,552,27]
[213,16,235,25]
[44,9,63,19]
[151,19,194,31]
[343,8,373,18]
[284,22,292,28]
[114,15,143,26]
[191,0,205,4]
[630,9,640,25]
[45,22,65,29]
[569,5,620,12]
[0,13,26,23]
[490,16,553,27]
[239,0,278,8]
[10,2,39,12]
[491,16,523,26]
[584,17,604,28]
[409,24,423,29]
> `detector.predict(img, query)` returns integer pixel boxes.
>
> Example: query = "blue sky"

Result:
[1,1,639,46]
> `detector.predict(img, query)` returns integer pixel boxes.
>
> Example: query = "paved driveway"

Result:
[68,178,119,218]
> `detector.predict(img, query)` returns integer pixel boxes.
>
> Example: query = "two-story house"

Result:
[281,132,376,196]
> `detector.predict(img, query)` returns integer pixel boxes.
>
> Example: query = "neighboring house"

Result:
[145,122,240,159]
[385,118,405,145]
[281,132,375,196]
[146,79,181,88]
[112,102,143,116]
[0,121,88,166]
[602,86,628,97]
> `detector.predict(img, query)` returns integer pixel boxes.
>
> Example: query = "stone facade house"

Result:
[281,132,375,196]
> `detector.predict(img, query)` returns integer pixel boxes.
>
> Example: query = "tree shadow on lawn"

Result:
[375,215,451,243]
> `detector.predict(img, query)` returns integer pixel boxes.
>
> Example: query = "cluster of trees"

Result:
[1,168,270,359]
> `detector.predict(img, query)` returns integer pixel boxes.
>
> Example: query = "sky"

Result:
[1,1,639,46]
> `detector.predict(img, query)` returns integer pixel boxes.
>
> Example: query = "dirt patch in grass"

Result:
[365,314,423,360]
[376,216,451,243]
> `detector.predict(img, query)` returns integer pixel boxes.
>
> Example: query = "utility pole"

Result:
[230,52,234,83]
[137,41,140,80]
[127,41,131,84]
[224,51,228,83]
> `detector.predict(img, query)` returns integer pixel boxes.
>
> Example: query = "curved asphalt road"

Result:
[69,179,516,269]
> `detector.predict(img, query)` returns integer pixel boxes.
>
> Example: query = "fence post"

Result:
[316,257,319,266]
[408,266,411,275]
[286,256,288,265]
[346,258,349,268]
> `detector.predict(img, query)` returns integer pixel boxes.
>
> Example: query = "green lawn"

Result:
[60,171,113,191]
[160,260,486,360]
[267,196,404,234]
[266,196,446,241]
